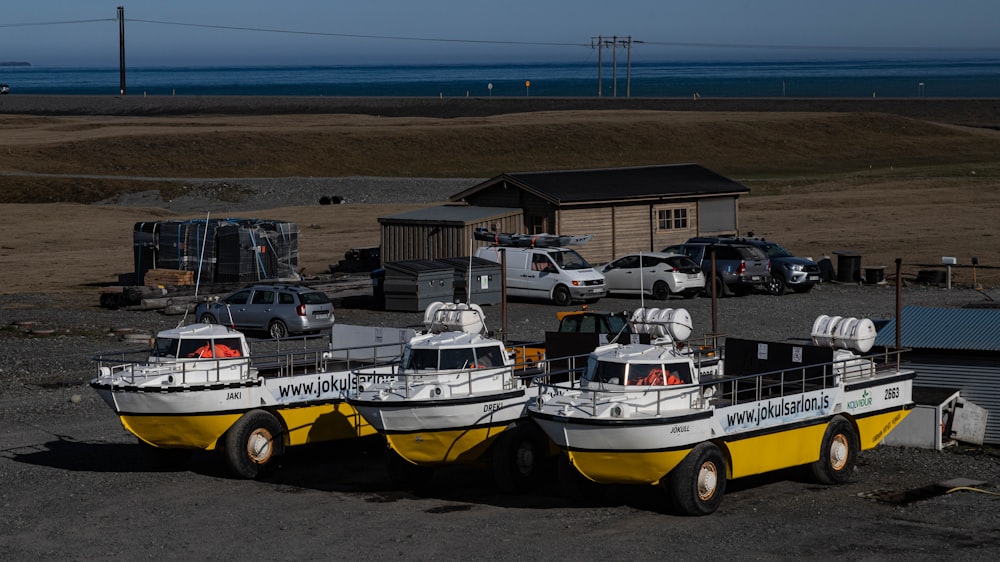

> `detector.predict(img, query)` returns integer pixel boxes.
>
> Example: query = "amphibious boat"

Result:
[91,322,413,478]
[528,311,915,515]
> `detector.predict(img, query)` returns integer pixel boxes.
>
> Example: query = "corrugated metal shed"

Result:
[873,306,1000,351]
[873,306,1000,445]
[379,205,523,263]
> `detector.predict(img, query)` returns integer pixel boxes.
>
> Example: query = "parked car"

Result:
[601,252,705,299]
[195,284,335,338]
[689,237,821,295]
[474,245,606,305]
[661,241,770,297]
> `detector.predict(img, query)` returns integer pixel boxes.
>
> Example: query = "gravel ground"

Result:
[2,282,999,559]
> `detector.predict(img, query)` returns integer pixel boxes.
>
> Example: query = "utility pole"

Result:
[593,35,640,97]
[593,35,603,96]
[117,6,126,96]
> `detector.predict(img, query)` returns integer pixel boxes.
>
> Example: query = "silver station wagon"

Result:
[195,284,335,338]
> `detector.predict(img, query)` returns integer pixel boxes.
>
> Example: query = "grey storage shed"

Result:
[382,259,455,312]
[437,256,503,306]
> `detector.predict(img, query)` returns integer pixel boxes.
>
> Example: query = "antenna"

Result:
[179,211,211,328]
[639,251,645,309]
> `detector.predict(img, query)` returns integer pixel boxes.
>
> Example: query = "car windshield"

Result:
[665,256,699,270]
[550,249,590,270]
[736,246,768,260]
[761,243,793,258]
[299,291,330,304]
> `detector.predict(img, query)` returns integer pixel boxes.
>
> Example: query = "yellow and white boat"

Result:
[348,302,551,491]
[91,322,413,478]
[528,311,915,515]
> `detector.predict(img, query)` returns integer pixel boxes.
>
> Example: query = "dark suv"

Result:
[661,241,770,297]
[689,237,821,295]
[195,284,335,338]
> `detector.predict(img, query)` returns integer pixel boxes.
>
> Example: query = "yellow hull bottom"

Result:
[568,408,910,486]
[119,402,378,450]
[385,424,511,466]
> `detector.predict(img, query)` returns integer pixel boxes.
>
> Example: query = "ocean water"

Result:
[2,59,999,98]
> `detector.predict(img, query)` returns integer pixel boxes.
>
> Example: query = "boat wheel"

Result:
[665,442,727,516]
[490,423,551,493]
[224,409,285,479]
[810,416,859,485]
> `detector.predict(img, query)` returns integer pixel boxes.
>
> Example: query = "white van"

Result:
[474,245,607,305]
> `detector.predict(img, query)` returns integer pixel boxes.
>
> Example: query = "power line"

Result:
[126,18,591,49]
[0,18,112,28]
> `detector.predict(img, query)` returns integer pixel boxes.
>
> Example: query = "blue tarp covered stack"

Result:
[133,219,298,285]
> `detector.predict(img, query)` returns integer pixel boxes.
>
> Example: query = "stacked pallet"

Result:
[143,269,195,287]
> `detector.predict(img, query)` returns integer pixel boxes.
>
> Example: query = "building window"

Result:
[657,208,688,230]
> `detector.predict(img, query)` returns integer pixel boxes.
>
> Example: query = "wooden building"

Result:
[449,164,750,264]
[379,205,523,263]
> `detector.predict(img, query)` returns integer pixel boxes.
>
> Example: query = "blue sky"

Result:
[2,1,998,66]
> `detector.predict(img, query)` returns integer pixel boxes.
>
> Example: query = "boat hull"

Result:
[531,371,915,485]
[92,372,379,450]
[351,389,527,465]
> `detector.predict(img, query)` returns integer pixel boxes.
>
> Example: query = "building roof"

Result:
[872,306,1000,352]
[449,164,750,205]
[378,205,521,225]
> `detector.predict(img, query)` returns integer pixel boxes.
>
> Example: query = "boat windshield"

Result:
[151,337,180,358]
[403,344,506,371]
[625,362,692,386]
[582,357,627,385]
[549,249,591,271]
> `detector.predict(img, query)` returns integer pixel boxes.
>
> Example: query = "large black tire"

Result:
[224,409,285,479]
[652,280,672,301]
[703,276,727,298]
[665,442,727,516]
[765,274,787,296]
[268,319,289,339]
[490,423,551,493]
[810,416,859,485]
[198,313,217,324]
[552,285,572,306]
[385,447,434,490]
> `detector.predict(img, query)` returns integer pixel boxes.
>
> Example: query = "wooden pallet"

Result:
[143,269,195,287]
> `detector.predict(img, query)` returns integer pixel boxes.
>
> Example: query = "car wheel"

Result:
[268,319,289,339]
[652,281,672,300]
[552,285,572,306]
[198,313,217,324]
[704,276,727,298]
[765,274,787,296]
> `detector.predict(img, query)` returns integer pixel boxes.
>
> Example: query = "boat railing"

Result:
[351,359,528,399]
[92,348,256,385]
[533,346,909,416]
[93,339,410,385]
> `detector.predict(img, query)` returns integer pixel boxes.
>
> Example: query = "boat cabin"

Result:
[149,324,250,363]
[401,332,508,372]
[582,344,695,387]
